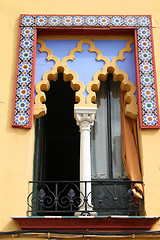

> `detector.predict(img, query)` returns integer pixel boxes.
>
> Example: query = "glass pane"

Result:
[91,81,109,179]
[110,80,127,179]
[91,78,127,180]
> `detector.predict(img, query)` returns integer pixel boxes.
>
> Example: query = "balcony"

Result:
[27,180,144,216]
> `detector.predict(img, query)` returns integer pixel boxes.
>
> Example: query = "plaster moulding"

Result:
[12,15,160,128]
[35,38,138,119]
[34,39,86,118]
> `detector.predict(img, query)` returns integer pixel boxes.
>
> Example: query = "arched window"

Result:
[27,37,144,217]
[34,73,80,183]
[91,74,126,180]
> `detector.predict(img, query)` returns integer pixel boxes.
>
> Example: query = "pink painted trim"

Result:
[20,14,151,17]
[134,29,143,128]
[19,15,22,27]
[12,27,21,128]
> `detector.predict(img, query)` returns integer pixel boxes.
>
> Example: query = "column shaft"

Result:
[74,107,97,215]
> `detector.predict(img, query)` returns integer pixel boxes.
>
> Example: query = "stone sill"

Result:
[12,216,159,232]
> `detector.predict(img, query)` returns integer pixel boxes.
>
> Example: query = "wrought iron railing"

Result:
[27,180,144,216]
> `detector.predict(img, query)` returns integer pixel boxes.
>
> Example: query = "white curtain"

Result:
[91,80,127,179]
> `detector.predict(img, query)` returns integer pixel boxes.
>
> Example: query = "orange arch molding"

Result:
[34,38,137,120]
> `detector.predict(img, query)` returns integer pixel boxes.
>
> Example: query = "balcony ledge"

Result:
[12,216,159,232]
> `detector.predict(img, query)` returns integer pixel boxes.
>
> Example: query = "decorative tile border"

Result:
[20,15,151,27]
[12,15,160,128]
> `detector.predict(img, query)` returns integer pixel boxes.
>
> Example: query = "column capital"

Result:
[74,107,97,131]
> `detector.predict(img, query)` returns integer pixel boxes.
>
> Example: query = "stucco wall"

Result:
[0,0,160,236]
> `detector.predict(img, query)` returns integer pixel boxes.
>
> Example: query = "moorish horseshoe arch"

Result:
[12,15,160,128]
[34,38,138,119]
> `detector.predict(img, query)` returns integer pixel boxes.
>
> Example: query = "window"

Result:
[11,13,160,231]
[27,36,144,216]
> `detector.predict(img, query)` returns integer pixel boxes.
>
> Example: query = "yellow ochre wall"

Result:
[0,0,160,237]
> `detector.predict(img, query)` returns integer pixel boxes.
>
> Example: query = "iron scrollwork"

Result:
[27,180,144,216]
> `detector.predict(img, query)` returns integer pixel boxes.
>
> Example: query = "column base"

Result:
[74,208,97,216]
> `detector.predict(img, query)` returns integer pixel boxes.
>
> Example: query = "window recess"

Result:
[29,73,144,216]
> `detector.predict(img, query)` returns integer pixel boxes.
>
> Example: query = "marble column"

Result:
[74,107,97,215]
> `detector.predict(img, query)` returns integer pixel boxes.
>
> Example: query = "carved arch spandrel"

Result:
[34,65,85,118]
[34,38,89,118]
[34,37,137,119]
[111,37,134,65]
[37,38,60,65]
[86,63,138,119]
[34,38,109,119]
[86,37,138,119]
[62,38,110,66]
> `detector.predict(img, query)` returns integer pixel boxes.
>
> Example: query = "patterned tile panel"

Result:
[13,15,159,128]
[13,27,34,126]
[20,15,151,27]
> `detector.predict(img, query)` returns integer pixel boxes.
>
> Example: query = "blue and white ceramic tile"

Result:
[13,15,158,127]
